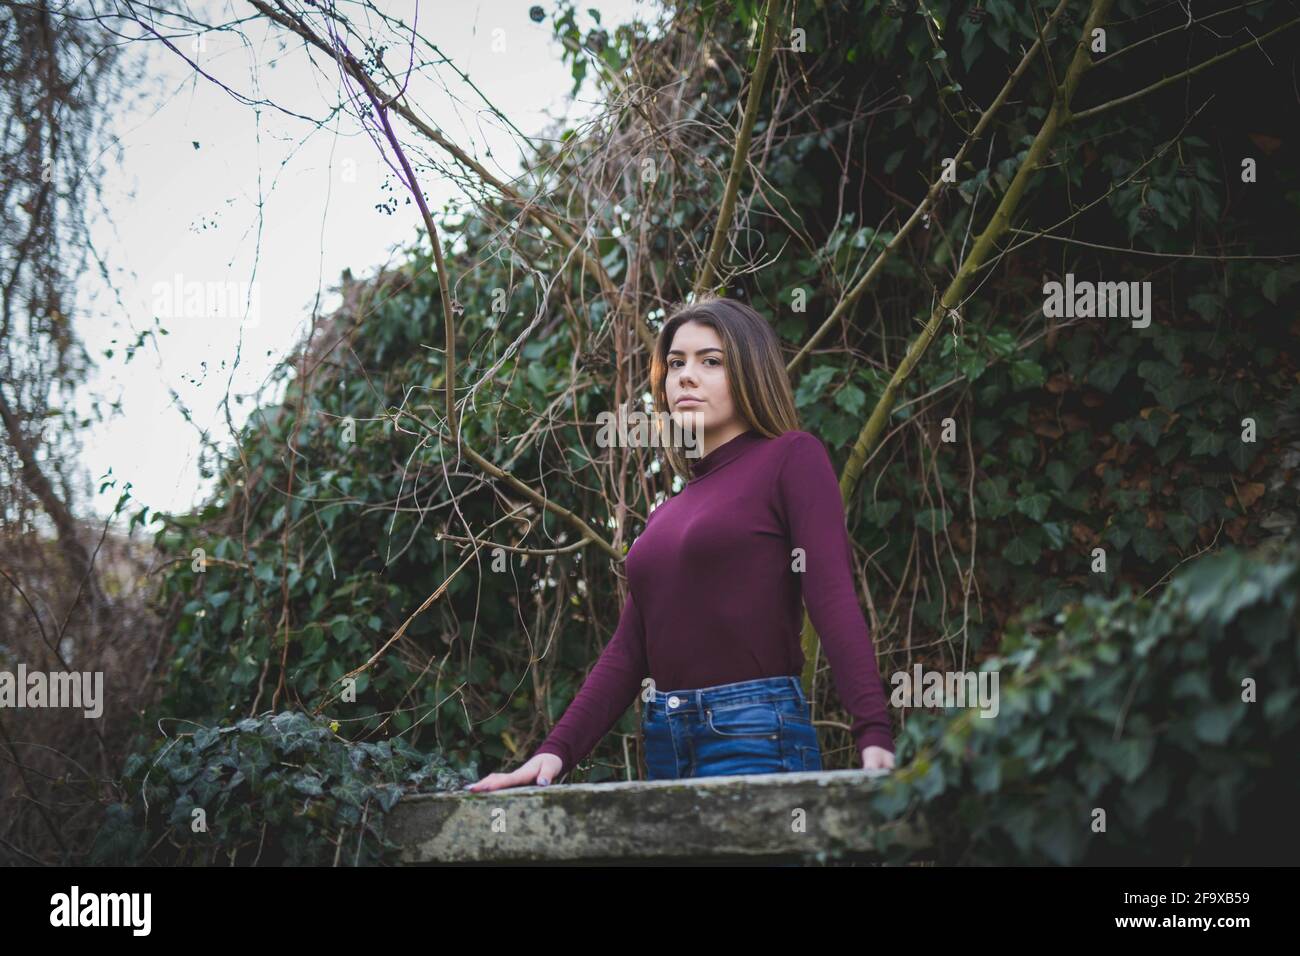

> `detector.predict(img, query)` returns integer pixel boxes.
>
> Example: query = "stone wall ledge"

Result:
[387,768,931,864]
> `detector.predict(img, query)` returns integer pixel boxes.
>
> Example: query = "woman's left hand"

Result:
[861,745,895,771]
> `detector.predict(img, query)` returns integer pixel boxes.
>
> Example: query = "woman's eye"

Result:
[668,358,721,368]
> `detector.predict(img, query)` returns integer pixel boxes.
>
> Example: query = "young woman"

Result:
[466,296,895,792]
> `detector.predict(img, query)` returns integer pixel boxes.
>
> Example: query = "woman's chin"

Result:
[671,408,707,431]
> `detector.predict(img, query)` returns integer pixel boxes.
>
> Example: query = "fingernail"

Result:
[538,777,549,786]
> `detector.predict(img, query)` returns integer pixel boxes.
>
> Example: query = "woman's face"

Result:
[665,320,740,437]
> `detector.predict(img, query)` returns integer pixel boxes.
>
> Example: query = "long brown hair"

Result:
[649,296,800,481]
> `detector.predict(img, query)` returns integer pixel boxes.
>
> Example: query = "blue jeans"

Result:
[641,676,823,780]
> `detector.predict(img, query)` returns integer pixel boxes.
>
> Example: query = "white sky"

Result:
[77,0,661,524]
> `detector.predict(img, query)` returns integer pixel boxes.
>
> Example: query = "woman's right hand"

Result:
[464,753,563,793]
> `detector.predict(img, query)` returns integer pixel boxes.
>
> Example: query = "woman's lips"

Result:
[676,398,703,406]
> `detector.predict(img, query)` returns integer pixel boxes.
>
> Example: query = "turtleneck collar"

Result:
[686,428,763,482]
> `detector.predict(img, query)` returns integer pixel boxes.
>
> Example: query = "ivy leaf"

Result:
[972,759,1001,794]
[1040,521,1070,550]
[1089,736,1155,783]
[1187,425,1226,457]
[914,758,947,800]
[1045,460,1073,493]
[1120,765,1170,828]
[1181,487,1218,523]
[1192,704,1243,745]
[1009,358,1045,389]
[1131,527,1165,562]
[1260,268,1294,304]
[978,476,1014,519]
[1227,438,1258,472]
[915,508,948,534]
[1104,520,1132,550]
[1035,813,1085,865]
[985,330,1017,359]
[795,366,837,407]
[834,383,866,416]
[958,347,987,382]
[1088,355,1128,392]
[377,784,404,813]
[960,29,984,72]
[1131,417,1163,448]
[1003,534,1040,565]
[1164,513,1198,550]
[1008,434,1036,468]
[988,20,1010,52]
[292,773,325,797]
[861,499,902,528]
[1015,492,1052,522]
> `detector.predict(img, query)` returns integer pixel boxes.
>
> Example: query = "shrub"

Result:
[864,539,1300,865]
[93,711,474,865]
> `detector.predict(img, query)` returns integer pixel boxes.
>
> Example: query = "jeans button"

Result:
[668,695,680,708]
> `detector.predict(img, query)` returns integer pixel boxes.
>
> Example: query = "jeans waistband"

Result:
[644,675,805,716]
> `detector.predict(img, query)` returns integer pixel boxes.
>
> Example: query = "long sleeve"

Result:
[776,432,895,755]
[534,588,648,778]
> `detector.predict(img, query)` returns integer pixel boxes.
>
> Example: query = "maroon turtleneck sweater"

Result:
[534,428,894,778]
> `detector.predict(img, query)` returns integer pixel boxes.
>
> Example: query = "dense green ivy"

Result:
[92,712,474,865]
[861,539,1300,865]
